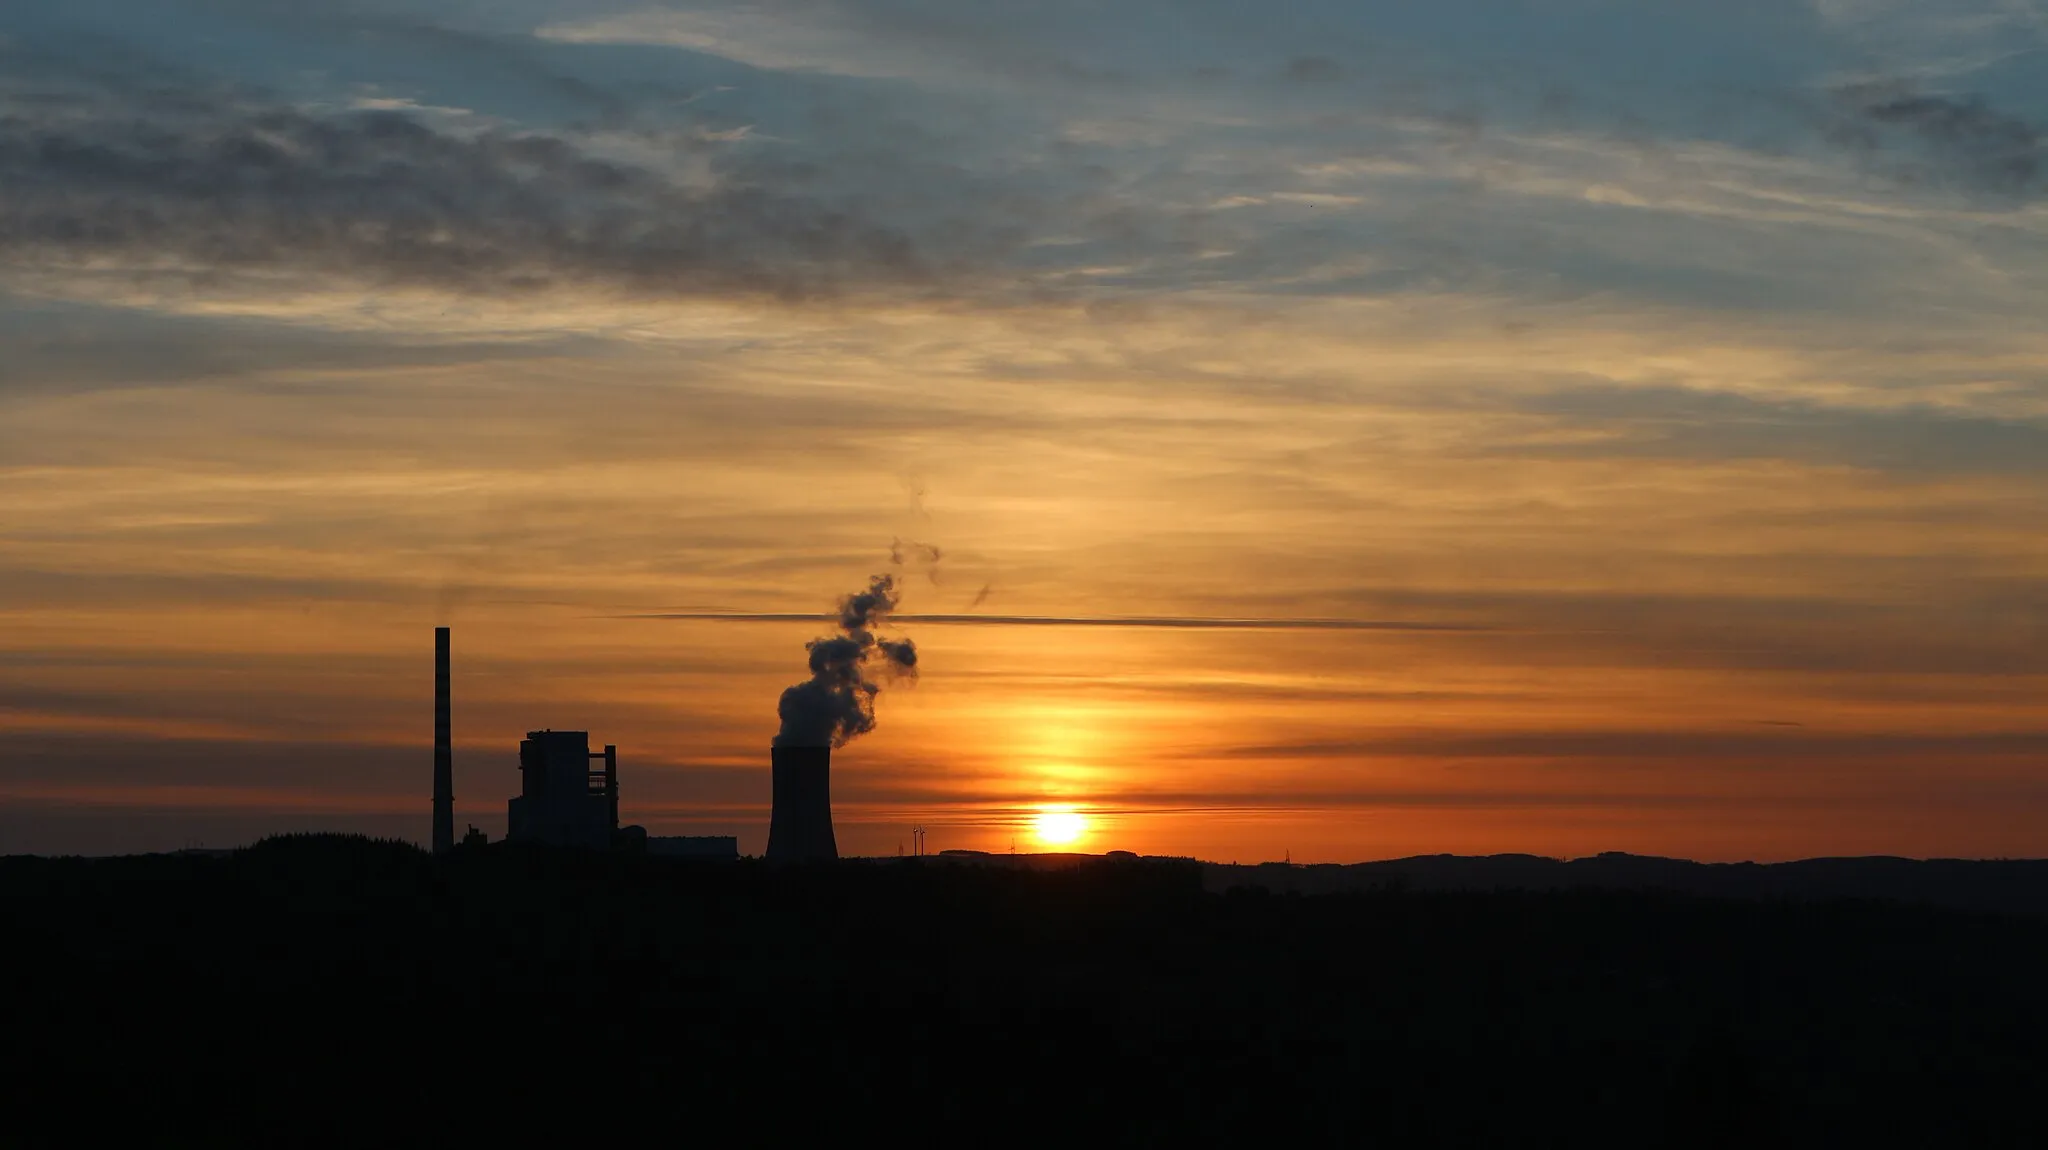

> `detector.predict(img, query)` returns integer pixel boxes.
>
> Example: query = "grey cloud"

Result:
[1313,585,2048,676]
[0,569,431,610]
[0,731,422,792]
[306,11,639,120]
[3,2,669,127]
[936,671,1538,705]
[1200,729,2048,763]
[0,682,137,716]
[0,646,419,674]
[0,296,603,393]
[776,781,1804,813]
[1196,728,2048,773]
[1494,384,2048,477]
[0,678,407,741]
[1829,80,2044,199]
[1285,56,1346,85]
[635,612,1485,631]
[0,88,940,301]
[6,5,1977,320]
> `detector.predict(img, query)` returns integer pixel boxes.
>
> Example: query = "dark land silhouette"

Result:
[1205,851,2048,916]
[9,836,2048,1146]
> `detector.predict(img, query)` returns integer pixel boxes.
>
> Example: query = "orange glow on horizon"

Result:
[7,240,2047,863]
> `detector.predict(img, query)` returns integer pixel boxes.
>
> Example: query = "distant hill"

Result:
[1207,852,2048,916]
[7,845,2048,1143]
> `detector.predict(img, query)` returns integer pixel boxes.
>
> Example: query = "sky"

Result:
[3,0,2047,861]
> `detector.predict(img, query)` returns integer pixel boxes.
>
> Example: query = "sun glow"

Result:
[1033,806,1087,847]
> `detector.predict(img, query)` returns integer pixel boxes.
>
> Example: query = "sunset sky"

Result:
[4,0,2047,860]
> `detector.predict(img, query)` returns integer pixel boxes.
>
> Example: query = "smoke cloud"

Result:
[774,573,919,748]
[889,536,944,583]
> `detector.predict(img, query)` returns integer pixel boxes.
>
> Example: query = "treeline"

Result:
[1209,852,2048,916]
[6,834,2047,1146]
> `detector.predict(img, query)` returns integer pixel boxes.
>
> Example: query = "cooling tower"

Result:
[766,745,837,862]
[433,627,454,856]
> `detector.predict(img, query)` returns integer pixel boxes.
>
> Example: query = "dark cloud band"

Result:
[632,612,1487,632]
[0,89,933,301]
[1827,80,2045,200]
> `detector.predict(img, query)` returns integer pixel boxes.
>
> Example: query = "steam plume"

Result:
[774,574,919,748]
[890,536,945,583]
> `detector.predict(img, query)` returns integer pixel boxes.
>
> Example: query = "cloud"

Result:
[13,4,2037,326]
[0,294,602,394]
[1828,80,2045,198]
[0,731,423,793]
[632,612,1487,631]
[5,1,2048,864]
[538,6,931,81]
[1493,383,2048,477]
[1284,56,1346,85]
[0,86,940,302]
[1200,729,2048,763]
[1311,586,2048,676]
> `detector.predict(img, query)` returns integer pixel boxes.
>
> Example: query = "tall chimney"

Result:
[433,626,454,855]
[766,745,836,862]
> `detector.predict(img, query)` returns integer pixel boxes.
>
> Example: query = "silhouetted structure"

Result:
[506,730,618,849]
[432,627,454,856]
[766,745,835,862]
[647,835,740,860]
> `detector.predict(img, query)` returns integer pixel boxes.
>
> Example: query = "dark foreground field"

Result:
[8,836,2048,1146]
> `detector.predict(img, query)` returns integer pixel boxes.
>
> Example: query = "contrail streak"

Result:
[626,612,1488,632]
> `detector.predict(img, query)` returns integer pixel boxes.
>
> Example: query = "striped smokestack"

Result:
[766,745,835,862]
[433,626,454,855]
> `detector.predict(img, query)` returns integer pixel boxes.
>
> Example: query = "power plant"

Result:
[766,745,837,862]
[754,572,917,862]
[433,626,455,855]
[507,729,618,850]
[430,627,740,859]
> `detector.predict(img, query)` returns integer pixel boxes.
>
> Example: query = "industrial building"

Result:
[507,730,619,850]
[427,627,769,862]
[766,745,837,862]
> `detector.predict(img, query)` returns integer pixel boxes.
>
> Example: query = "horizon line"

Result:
[619,612,1489,632]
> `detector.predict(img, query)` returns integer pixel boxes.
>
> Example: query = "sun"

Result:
[1032,806,1088,847]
